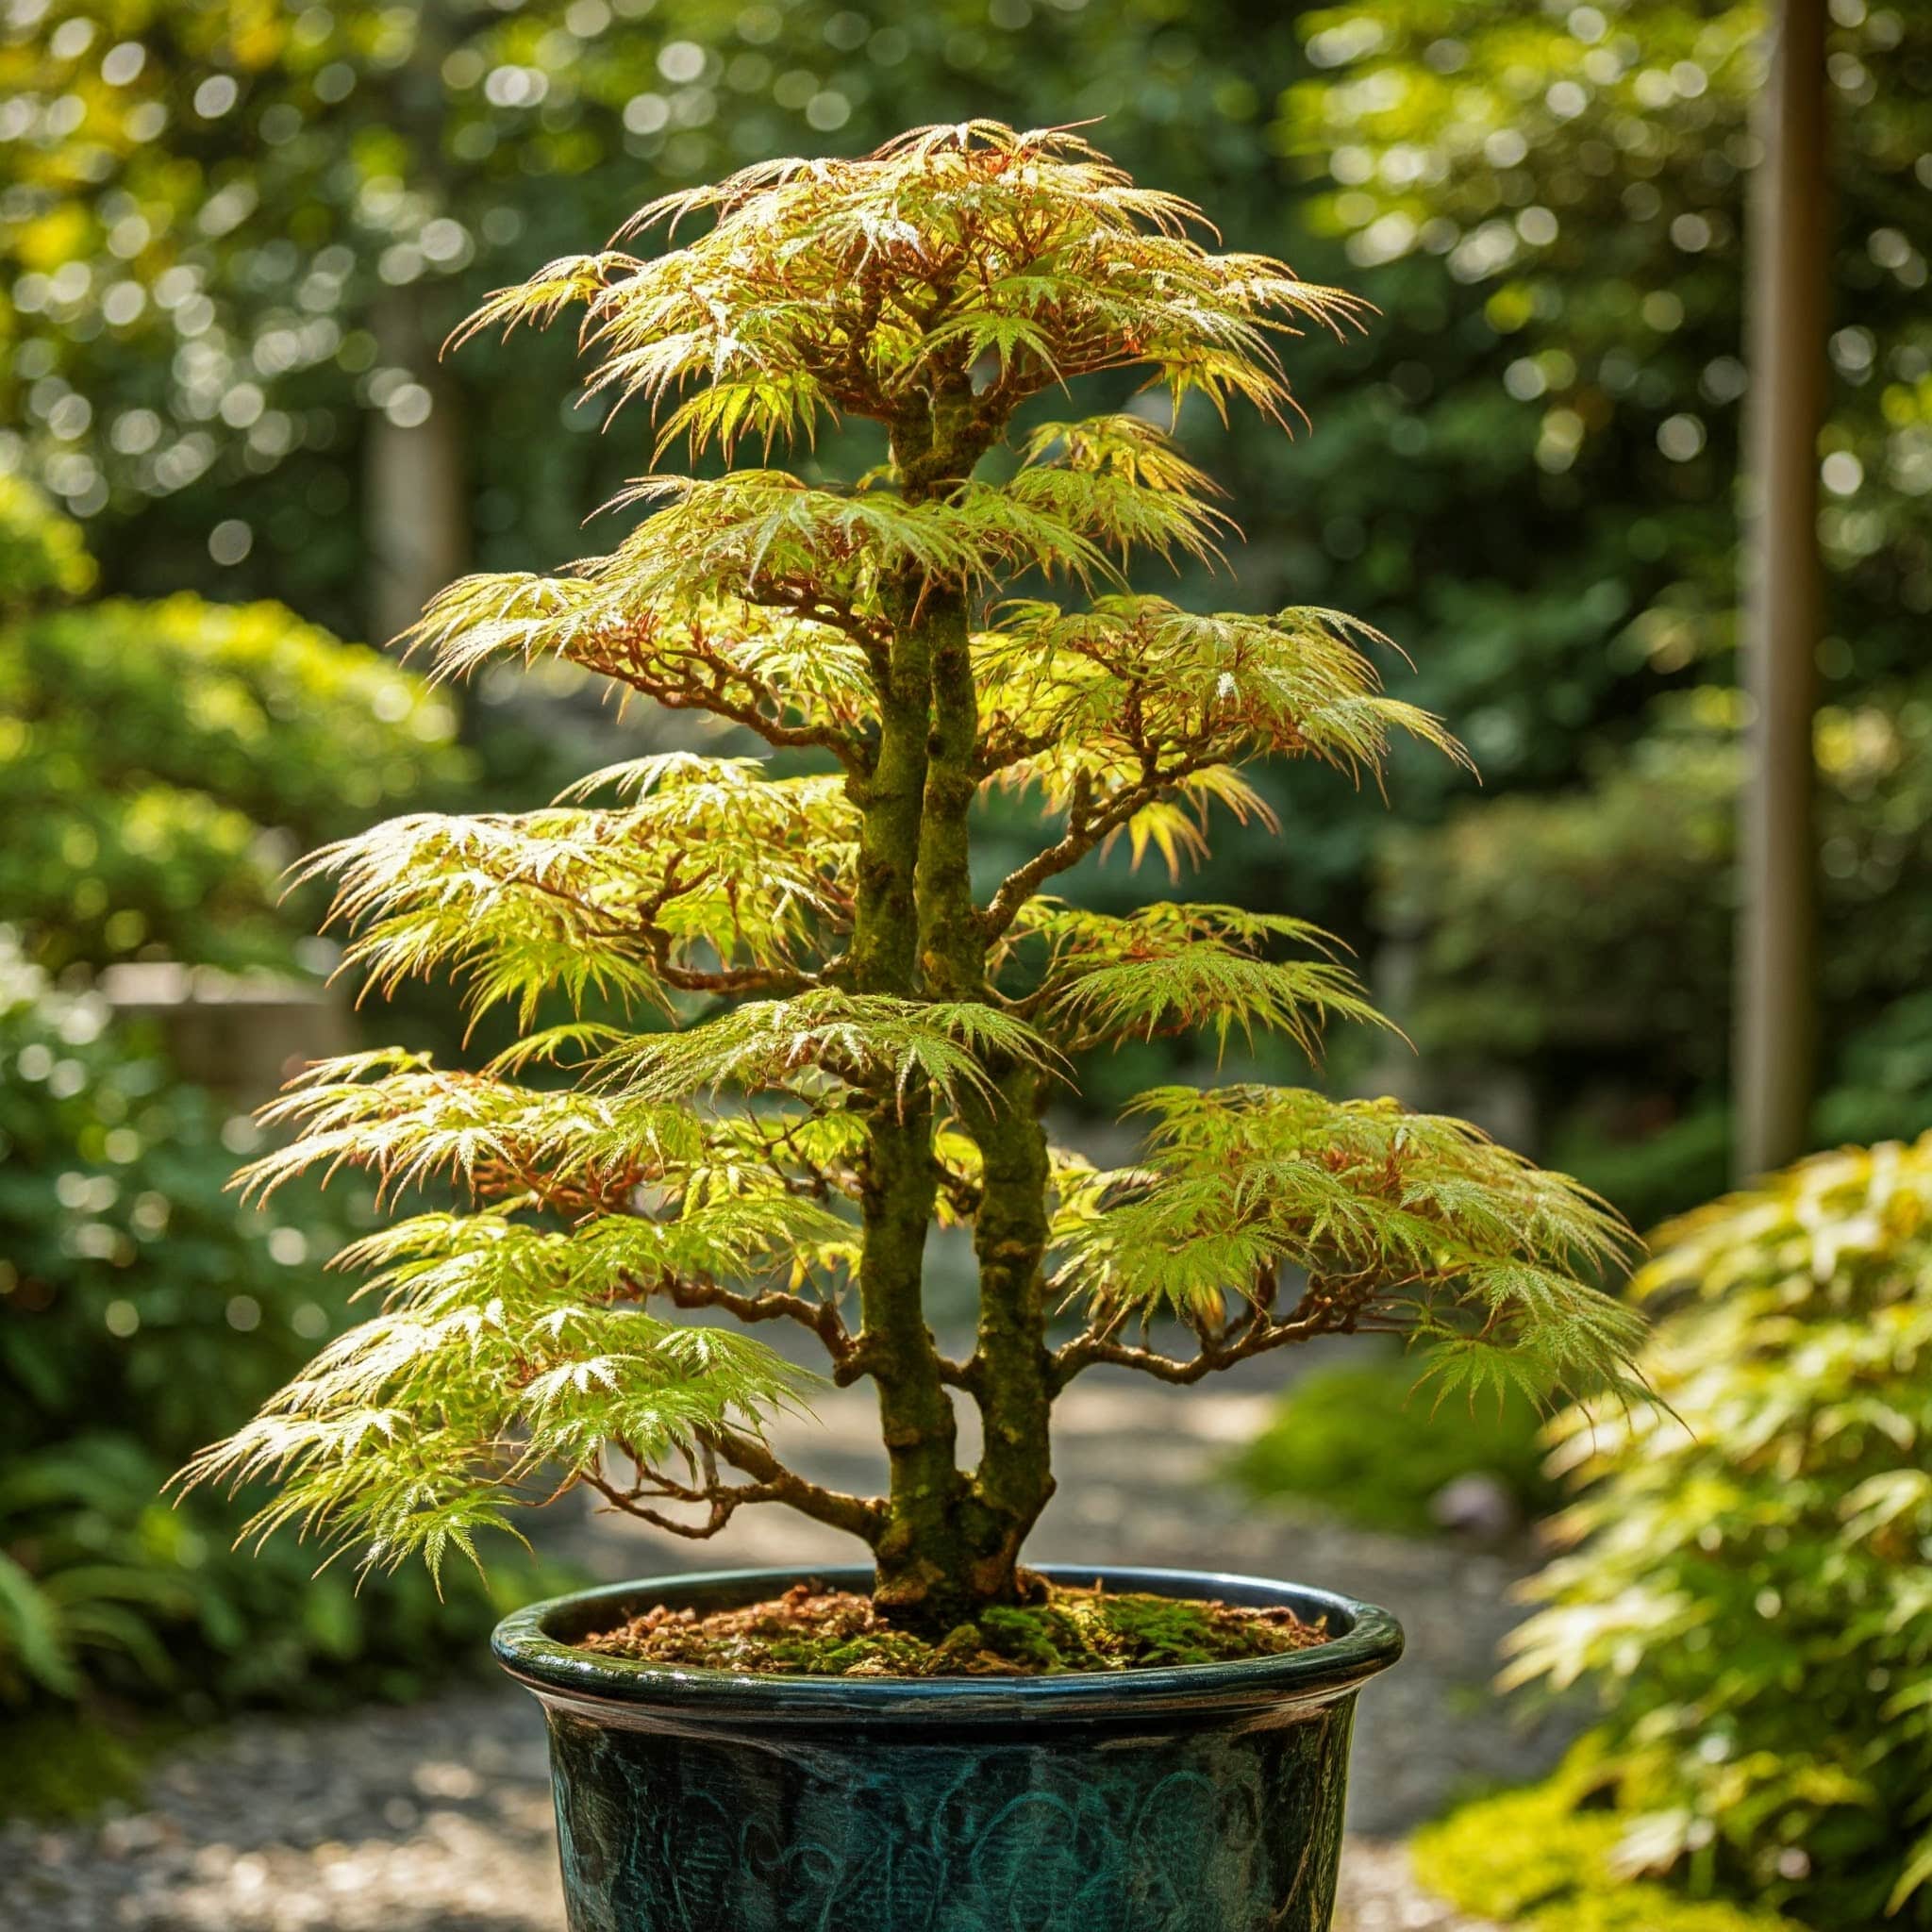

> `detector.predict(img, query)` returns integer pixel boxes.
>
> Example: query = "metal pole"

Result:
[1735,0,1828,1182]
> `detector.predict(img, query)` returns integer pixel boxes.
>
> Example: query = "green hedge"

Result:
[1378,689,1932,1223]
[0,474,558,1800]
[1,592,471,973]
[0,482,470,973]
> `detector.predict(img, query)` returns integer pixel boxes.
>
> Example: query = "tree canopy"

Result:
[177,122,1642,1620]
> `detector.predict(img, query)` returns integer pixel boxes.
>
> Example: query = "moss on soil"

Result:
[578,1580,1330,1678]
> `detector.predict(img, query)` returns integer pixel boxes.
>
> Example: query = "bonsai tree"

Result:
[189,124,1641,1631]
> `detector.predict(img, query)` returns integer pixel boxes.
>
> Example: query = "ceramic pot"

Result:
[494,1562,1403,1932]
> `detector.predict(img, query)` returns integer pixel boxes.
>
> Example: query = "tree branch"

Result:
[513,854,823,1001]
[584,628,873,778]
[658,1275,858,1372]
[1049,1304,1341,1391]
[710,1428,887,1542]
[751,575,891,656]
[579,1466,751,1541]
[630,857,826,999]
[583,1431,884,1546]
[658,960,819,995]
[979,756,1216,941]
[971,719,1067,781]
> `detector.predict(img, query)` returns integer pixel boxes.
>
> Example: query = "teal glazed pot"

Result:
[494,1563,1404,1932]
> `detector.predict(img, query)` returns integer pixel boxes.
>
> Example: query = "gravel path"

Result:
[4,1371,1538,1930]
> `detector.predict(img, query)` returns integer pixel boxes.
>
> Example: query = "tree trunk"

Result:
[850,538,973,1624]
[916,565,1057,1617]
[961,1063,1057,1603]
[857,1089,967,1621]
[1734,0,1828,1181]
[852,406,1057,1628]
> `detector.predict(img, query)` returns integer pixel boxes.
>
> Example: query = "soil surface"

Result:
[580,1578,1330,1675]
[1,1365,1538,1930]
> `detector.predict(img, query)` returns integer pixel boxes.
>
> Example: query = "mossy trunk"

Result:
[847,401,1057,1631]
[849,556,966,1622]
[959,1061,1057,1605]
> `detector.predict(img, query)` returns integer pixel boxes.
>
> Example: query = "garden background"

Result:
[4,3,1929,1928]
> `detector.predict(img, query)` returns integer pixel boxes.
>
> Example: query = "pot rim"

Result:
[492,1562,1404,1727]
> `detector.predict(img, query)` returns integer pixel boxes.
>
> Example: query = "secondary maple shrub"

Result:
[1503,1139,1932,1928]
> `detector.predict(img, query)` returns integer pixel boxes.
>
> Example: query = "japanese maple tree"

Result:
[190,124,1640,1629]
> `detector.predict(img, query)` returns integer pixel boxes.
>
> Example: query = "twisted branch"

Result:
[980,753,1218,941]
[584,1431,884,1545]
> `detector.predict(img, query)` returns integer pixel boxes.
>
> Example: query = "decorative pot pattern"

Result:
[494,1565,1403,1932]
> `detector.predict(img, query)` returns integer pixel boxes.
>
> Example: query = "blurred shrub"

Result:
[0,943,557,1736]
[1,590,471,973]
[1545,1106,1733,1247]
[1494,1141,1932,1929]
[1411,1756,1800,1932]
[1230,1357,1554,1536]
[1380,705,1737,1075]
[0,476,95,613]
[0,1436,188,1706]
[1379,687,1932,1218]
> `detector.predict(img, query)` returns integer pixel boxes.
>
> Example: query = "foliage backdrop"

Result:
[6,0,1930,1197]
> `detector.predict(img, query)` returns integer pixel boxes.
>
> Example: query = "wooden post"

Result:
[1735,0,1828,1182]
[365,287,468,649]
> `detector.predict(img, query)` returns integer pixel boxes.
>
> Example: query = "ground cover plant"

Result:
[1409,1757,1801,1932]
[1232,1356,1555,1538]
[185,123,1642,1645]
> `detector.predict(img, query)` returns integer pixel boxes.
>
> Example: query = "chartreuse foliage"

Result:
[184,125,1641,1625]
[1410,1751,1800,1932]
[1483,1140,1932,1930]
